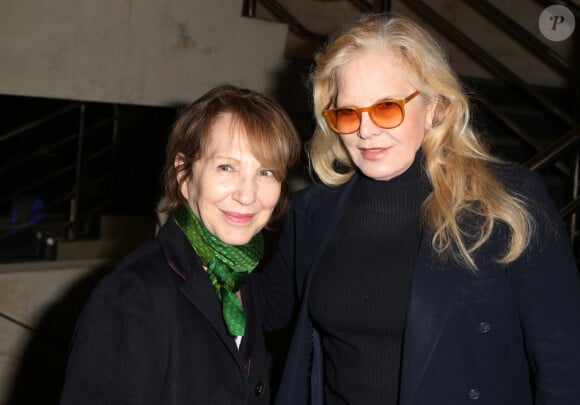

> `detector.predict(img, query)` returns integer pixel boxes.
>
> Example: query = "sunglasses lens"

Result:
[330,108,360,134]
[324,99,406,134]
[371,101,404,129]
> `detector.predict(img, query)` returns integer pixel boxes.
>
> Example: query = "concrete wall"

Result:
[0,213,158,404]
[0,260,114,405]
[0,0,290,106]
[3,1,574,110]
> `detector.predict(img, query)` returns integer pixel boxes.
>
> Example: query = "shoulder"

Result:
[491,163,543,192]
[290,177,355,215]
[291,181,339,206]
[84,240,172,315]
[110,240,169,285]
[490,163,561,212]
[491,163,558,222]
[491,164,574,263]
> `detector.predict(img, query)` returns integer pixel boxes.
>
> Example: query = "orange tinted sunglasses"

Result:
[322,90,420,134]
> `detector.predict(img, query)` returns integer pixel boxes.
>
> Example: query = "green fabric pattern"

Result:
[172,203,264,336]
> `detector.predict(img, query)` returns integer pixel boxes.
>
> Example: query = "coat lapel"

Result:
[399,234,460,405]
[291,176,359,403]
[294,175,360,297]
[158,220,243,373]
[179,271,244,369]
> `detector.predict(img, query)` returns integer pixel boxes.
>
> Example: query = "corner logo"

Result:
[539,5,575,41]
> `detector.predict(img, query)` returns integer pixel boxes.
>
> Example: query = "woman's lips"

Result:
[359,147,389,160]
[222,211,255,224]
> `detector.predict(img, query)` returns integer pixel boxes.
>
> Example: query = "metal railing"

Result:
[0,101,118,260]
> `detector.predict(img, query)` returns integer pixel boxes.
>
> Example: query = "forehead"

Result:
[200,111,287,178]
[335,50,409,105]
[203,113,249,157]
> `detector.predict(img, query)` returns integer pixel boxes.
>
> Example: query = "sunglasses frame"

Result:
[323,90,421,134]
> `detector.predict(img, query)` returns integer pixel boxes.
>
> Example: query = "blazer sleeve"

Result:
[59,267,165,405]
[254,196,299,332]
[509,171,580,405]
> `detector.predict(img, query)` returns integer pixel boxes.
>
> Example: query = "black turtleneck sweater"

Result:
[308,154,429,405]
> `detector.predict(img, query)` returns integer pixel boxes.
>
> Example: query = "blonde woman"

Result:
[259,13,580,405]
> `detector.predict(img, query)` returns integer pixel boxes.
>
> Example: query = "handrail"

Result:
[70,104,86,239]
[560,151,580,221]
[245,0,578,171]
[251,0,326,41]
[0,141,156,243]
[464,0,571,76]
[0,114,116,175]
[348,0,382,12]
[524,124,580,170]
[249,0,390,40]
[554,0,580,17]
[401,0,574,126]
[476,98,548,151]
[0,165,75,206]
[0,101,117,244]
[0,133,77,175]
[249,0,575,134]
[475,97,570,176]
[0,103,80,143]
[561,197,580,219]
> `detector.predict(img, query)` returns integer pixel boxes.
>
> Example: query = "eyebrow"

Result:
[336,94,407,108]
[208,154,240,162]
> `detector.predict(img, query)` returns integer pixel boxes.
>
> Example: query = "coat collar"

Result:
[157,219,247,373]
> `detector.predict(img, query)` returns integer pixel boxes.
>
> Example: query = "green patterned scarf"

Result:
[172,204,264,336]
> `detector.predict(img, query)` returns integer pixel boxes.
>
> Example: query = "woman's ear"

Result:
[424,96,438,131]
[174,153,188,199]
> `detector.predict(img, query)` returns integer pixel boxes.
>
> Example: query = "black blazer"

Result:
[258,165,580,405]
[60,219,272,405]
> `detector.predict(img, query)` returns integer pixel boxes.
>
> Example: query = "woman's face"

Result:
[335,50,435,181]
[178,112,281,246]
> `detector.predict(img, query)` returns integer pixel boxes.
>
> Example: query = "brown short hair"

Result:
[159,84,301,223]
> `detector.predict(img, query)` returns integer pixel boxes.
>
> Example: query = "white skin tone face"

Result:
[335,50,436,181]
[176,112,281,247]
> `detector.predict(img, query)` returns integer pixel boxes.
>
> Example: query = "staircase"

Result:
[1,0,579,260]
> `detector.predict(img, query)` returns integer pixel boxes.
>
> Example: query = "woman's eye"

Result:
[259,168,275,177]
[217,164,234,172]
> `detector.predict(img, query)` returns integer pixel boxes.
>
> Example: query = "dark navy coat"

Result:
[258,165,580,405]
[60,219,272,405]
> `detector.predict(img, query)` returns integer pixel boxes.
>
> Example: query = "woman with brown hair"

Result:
[60,84,301,405]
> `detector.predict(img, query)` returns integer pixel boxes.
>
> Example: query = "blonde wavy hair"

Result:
[310,13,533,270]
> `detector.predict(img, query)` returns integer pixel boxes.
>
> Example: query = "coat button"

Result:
[255,382,265,397]
[468,388,481,399]
[478,322,491,334]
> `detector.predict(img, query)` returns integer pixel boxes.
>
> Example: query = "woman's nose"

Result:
[232,175,257,205]
[357,112,378,140]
